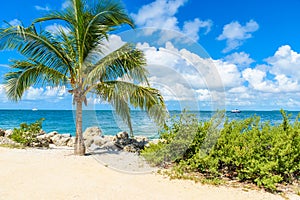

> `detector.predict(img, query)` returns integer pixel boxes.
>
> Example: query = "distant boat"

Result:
[32,108,38,111]
[231,109,241,113]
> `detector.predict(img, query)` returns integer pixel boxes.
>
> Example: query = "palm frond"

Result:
[91,81,168,136]
[0,25,72,75]
[4,60,68,101]
[80,0,134,57]
[84,43,148,85]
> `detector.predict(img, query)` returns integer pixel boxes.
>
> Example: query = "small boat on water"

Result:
[231,109,241,113]
[32,108,38,111]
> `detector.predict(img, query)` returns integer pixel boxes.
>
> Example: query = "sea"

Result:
[0,110,299,138]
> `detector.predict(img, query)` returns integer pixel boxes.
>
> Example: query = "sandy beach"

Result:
[0,147,286,200]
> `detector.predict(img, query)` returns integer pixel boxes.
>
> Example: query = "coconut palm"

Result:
[0,0,167,155]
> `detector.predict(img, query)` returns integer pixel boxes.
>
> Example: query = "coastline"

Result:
[0,147,286,200]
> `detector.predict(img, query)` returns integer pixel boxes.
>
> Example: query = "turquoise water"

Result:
[0,110,299,138]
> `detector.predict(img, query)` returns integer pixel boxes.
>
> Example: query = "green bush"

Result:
[141,111,199,166]
[9,118,45,146]
[142,110,300,191]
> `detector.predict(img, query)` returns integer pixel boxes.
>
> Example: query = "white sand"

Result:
[0,147,285,200]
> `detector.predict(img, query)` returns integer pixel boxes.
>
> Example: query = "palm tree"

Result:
[0,0,167,155]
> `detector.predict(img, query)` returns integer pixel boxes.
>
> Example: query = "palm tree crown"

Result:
[0,0,168,155]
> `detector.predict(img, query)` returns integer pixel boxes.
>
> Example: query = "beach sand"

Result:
[0,147,285,200]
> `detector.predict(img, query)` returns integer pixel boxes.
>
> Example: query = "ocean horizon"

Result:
[0,110,299,138]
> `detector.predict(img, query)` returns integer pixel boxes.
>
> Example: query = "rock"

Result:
[0,129,5,137]
[58,137,70,146]
[51,134,62,146]
[47,131,58,139]
[101,141,120,151]
[135,136,148,143]
[50,134,71,146]
[4,129,13,138]
[36,134,47,141]
[83,127,102,148]
[83,127,102,139]
[112,132,148,153]
[113,131,129,141]
[38,129,46,136]
[31,139,49,148]
[67,137,75,147]
[104,135,114,142]
[85,138,94,148]
[123,144,137,153]
[0,136,17,146]
[93,136,107,147]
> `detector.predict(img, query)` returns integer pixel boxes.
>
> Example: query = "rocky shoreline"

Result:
[0,127,154,154]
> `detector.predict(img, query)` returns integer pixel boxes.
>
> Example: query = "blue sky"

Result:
[0,0,300,111]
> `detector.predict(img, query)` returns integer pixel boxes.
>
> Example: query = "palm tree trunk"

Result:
[74,99,86,155]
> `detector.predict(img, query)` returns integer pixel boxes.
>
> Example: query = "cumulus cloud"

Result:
[136,41,227,107]
[23,86,68,101]
[224,52,254,67]
[242,68,299,93]
[217,20,259,53]
[265,45,300,80]
[182,18,213,42]
[131,0,212,43]
[34,5,50,11]
[0,84,8,102]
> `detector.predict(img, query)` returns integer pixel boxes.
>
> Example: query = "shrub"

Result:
[9,118,45,147]
[142,110,300,191]
[141,111,200,166]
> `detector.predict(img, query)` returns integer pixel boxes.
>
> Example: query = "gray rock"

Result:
[51,134,64,146]
[123,144,137,153]
[0,136,17,146]
[112,132,148,153]
[67,137,75,147]
[104,135,114,142]
[4,129,13,138]
[93,136,107,147]
[115,131,129,140]
[101,141,121,151]
[36,134,47,140]
[58,137,70,146]
[47,131,58,139]
[83,127,102,140]
[134,136,149,143]
[38,130,46,136]
[83,127,102,148]
[0,129,5,137]
[85,138,94,148]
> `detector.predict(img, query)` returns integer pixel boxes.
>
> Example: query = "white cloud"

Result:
[242,68,299,93]
[265,45,300,80]
[131,0,212,43]
[137,41,226,105]
[0,84,8,102]
[45,23,70,35]
[213,60,243,88]
[24,87,44,100]
[224,52,254,67]
[34,5,50,11]
[182,18,213,42]
[101,35,126,54]
[217,20,259,53]
[23,86,68,101]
